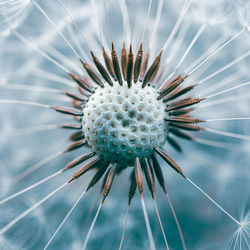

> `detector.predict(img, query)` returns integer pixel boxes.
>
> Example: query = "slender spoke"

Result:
[90,0,104,46]
[0,169,63,206]
[57,0,90,52]
[81,190,101,233]
[120,0,130,45]
[153,198,169,250]
[148,0,163,51]
[186,177,241,226]
[197,71,240,96]
[82,201,103,250]
[205,81,250,99]
[206,117,250,122]
[103,0,114,44]
[13,149,64,183]
[163,23,206,86]
[0,99,51,109]
[198,50,250,85]
[1,84,63,94]
[31,0,81,59]
[129,0,135,44]
[205,128,250,141]
[0,170,62,205]
[176,23,206,69]
[196,92,250,110]
[185,34,226,73]
[140,194,156,250]
[11,124,59,136]
[119,205,130,250]
[0,182,68,236]
[166,193,187,250]
[44,188,87,249]
[11,30,70,74]
[162,0,193,53]
[140,0,152,44]
[45,45,82,74]
[31,68,74,87]
[163,20,191,70]
[187,27,246,75]
[194,138,240,151]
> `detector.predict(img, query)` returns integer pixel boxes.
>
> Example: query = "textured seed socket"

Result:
[82,82,167,166]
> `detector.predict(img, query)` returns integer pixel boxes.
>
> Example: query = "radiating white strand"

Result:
[196,92,250,109]
[233,231,241,250]
[65,18,88,61]
[44,188,87,250]
[11,29,70,73]
[121,0,126,44]
[130,0,135,44]
[119,205,130,250]
[82,201,103,250]
[140,0,152,44]
[90,0,104,45]
[57,0,98,60]
[161,23,206,88]
[0,99,51,109]
[103,0,114,45]
[206,117,250,122]
[80,190,101,233]
[1,84,63,94]
[148,0,163,50]
[153,198,169,250]
[162,0,193,52]
[175,23,206,71]
[140,195,156,250]
[188,50,216,82]
[31,68,74,87]
[163,19,191,68]
[0,182,68,236]
[194,138,240,151]
[205,128,250,141]
[166,194,187,250]
[242,231,250,249]
[205,81,250,99]
[185,34,227,73]
[227,231,238,249]
[0,169,63,206]
[186,177,241,226]
[0,5,27,26]
[31,0,81,59]
[119,0,130,45]
[199,50,250,84]
[187,27,246,75]
[10,124,59,136]
[13,150,64,183]
[45,45,82,75]
[197,71,240,97]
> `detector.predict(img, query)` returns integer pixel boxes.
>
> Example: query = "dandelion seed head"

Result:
[0,0,249,249]
[82,83,167,166]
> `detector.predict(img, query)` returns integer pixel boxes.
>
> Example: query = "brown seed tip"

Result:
[135,157,143,194]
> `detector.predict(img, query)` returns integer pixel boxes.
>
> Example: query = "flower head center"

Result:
[82,83,167,166]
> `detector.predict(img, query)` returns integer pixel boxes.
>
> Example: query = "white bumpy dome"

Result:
[82,82,167,166]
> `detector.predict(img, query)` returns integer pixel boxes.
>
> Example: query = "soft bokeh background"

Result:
[0,0,249,249]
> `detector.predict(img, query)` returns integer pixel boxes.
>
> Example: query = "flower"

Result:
[0,0,249,249]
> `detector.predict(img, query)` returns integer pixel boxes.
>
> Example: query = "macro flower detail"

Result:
[0,0,249,249]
